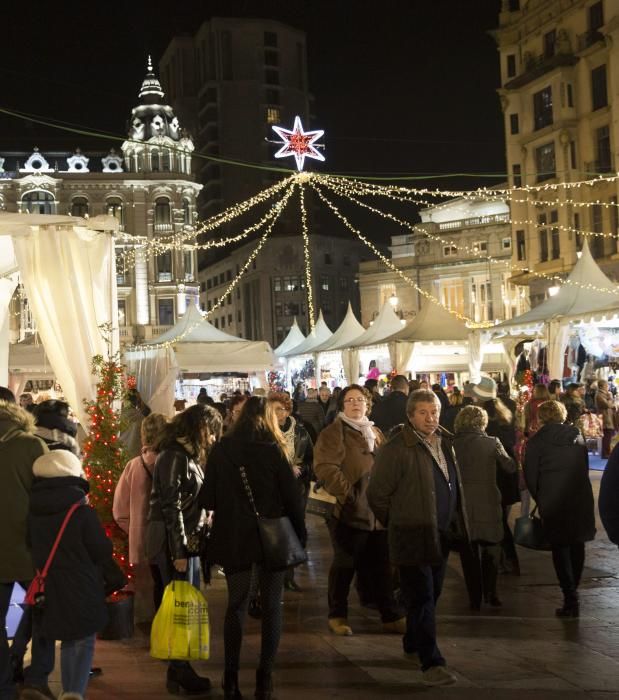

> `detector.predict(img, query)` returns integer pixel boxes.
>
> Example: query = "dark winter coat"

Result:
[313,418,384,531]
[28,477,112,640]
[524,423,595,545]
[599,442,619,545]
[295,400,324,441]
[149,444,204,560]
[287,417,314,483]
[370,391,408,435]
[200,435,306,573]
[0,401,48,583]
[367,424,469,566]
[453,430,516,543]
[485,418,520,506]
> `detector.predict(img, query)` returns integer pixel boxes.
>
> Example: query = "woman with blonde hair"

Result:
[113,412,168,609]
[200,396,305,700]
[524,400,595,617]
[314,384,405,637]
[453,405,516,609]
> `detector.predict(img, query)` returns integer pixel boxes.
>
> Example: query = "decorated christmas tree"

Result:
[82,349,132,588]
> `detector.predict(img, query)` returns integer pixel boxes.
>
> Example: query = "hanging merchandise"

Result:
[579,326,619,359]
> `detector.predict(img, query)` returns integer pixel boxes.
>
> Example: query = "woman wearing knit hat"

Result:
[27,450,123,700]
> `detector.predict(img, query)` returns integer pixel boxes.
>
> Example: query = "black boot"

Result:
[166,663,211,695]
[223,670,243,699]
[555,597,580,618]
[255,669,272,700]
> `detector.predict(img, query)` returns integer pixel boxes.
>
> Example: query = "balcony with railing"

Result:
[143,325,173,340]
[436,213,510,231]
[577,30,604,52]
[504,51,578,90]
[584,156,615,175]
[154,223,174,233]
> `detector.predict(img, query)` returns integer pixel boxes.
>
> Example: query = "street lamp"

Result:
[548,286,560,297]
[388,292,399,308]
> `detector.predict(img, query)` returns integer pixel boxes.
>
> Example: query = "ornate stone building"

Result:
[358,196,528,326]
[494,0,619,306]
[0,60,202,345]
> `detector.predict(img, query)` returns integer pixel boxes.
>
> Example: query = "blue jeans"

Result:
[0,582,55,700]
[60,634,96,696]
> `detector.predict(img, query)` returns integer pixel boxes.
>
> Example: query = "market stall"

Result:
[278,311,332,389]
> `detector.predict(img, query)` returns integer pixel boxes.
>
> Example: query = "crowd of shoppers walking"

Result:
[1,368,617,697]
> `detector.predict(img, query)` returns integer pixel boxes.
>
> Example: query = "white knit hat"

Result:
[33,450,85,479]
[471,376,497,401]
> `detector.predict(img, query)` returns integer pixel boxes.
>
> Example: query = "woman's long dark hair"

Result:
[155,404,222,458]
[229,396,287,457]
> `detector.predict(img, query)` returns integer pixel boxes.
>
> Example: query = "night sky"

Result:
[1,0,505,191]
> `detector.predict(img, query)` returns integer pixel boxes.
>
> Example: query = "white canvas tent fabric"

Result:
[347,302,403,348]
[142,303,274,372]
[387,300,469,342]
[312,303,365,353]
[494,241,619,334]
[0,212,118,428]
[274,318,306,356]
[281,311,332,357]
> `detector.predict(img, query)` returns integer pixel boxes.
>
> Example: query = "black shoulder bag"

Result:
[238,464,307,571]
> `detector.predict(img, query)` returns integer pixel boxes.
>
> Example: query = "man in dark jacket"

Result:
[0,398,54,700]
[370,375,409,435]
[368,389,468,687]
[600,441,619,546]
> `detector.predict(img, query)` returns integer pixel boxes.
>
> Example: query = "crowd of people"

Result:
[1,370,619,698]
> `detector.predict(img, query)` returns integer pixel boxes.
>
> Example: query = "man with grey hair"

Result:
[368,389,468,687]
[370,374,409,435]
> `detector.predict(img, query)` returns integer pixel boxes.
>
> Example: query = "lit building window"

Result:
[266,106,281,124]
[107,197,124,228]
[22,190,55,214]
[70,196,88,218]
[158,298,174,326]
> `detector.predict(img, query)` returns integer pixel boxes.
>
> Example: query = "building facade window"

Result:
[443,245,458,257]
[516,230,526,261]
[22,190,54,214]
[107,197,124,227]
[574,213,583,251]
[439,279,465,317]
[502,237,512,250]
[591,205,604,257]
[538,213,549,262]
[472,241,488,254]
[320,276,330,291]
[595,125,612,172]
[184,251,194,282]
[591,64,608,111]
[589,1,604,31]
[183,198,191,224]
[543,29,556,58]
[506,54,516,78]
[157,252,172,282]
[471,276,493,322]
[550,210,560,259]
[118,299,126,326]
[71,196,88,217]
[158,298,174,326]
[535,142,556,181]
[509,113,519,134]
[155,197,171,225]
[266,106,281,124]
[566,83,574,107]
[265,68,279,85]
[264,31,278,47]
[533,87,553,130]
[512,163,522,187]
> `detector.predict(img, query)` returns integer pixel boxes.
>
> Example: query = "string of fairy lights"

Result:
[6,104,619,348]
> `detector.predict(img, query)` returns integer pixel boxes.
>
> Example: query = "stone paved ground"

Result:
[44,470,619,698]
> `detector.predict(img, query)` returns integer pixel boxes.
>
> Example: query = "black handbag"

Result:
[239,465,307,571]
[513,505,552,551]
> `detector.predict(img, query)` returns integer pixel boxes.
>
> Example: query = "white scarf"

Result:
[338,412,377,452]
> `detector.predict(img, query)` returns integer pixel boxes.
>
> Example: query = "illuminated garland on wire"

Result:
[318,176,619,297]
[126,182,295,350]
[297,179,315,331]
[308,179,480,326]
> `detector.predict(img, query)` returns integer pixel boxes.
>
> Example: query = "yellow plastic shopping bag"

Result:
[150,580,210,660]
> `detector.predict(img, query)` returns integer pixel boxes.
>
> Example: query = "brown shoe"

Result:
[382,617,406,634]
[328,617,353,635]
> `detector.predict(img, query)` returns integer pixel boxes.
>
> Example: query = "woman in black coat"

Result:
[200,396,305,700]
[524,400,595,617]
[148,404,222,696]
[29,450,120,699]
[453,406,517,610]
[484,397,521,576]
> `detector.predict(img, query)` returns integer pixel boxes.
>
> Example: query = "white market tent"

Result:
[274,318,306,356]
[492,240,619,378]
[347,302,404,348]
[279,311,332,358]
[125,304,275,416]
[312,303,365,353]
[388,300,469,343]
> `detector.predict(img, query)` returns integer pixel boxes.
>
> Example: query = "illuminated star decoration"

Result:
[272,116,325,171]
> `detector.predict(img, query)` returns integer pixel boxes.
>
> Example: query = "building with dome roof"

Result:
[0,59,202,347]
